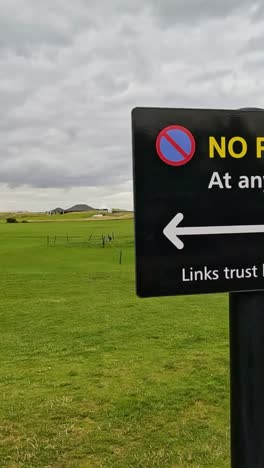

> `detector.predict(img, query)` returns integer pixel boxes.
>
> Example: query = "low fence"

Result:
[46,232,126,264]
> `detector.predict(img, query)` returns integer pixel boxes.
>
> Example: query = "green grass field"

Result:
[0,210,133,223]
[0,217,230,467]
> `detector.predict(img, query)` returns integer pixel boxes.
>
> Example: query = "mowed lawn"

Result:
[0,219,230,467]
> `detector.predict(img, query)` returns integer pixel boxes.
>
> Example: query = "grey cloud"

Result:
[0,20,71,53]
[239,33,264,54]
[0,1,96,56]
[88,0,258,22]
[118,0,260,26]
[0,156,130,189]
[0,0,263,211]
[192,69,235,84]
[163,1,255,21]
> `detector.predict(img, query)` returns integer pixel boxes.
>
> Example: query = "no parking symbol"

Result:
[156,125,196,166]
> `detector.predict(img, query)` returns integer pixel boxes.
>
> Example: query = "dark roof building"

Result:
[49,207,64,214]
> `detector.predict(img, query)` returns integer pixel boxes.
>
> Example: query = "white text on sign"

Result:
[208,172,264,191]
[182,265,260,282]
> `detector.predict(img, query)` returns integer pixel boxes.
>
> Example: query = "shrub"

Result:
[6,218,17,223]
[21,220,28,223]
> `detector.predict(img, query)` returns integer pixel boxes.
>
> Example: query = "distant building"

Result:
[48,207,64,215]
[98,207,113,213]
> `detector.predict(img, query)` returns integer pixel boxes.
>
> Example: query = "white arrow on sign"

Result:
[163,213,264,250]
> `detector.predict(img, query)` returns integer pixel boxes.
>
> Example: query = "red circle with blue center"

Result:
[156,125,196,166]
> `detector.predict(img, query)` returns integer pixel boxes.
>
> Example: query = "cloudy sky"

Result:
[0,0,263,211]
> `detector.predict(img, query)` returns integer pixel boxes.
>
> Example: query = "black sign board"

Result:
[132,107,264,297]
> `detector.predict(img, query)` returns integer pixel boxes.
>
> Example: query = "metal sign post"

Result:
[132,107,264,467]
[230,291,264,467]
[229,107,264,468]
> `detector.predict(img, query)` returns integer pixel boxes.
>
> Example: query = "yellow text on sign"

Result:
[209,137,264,158]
